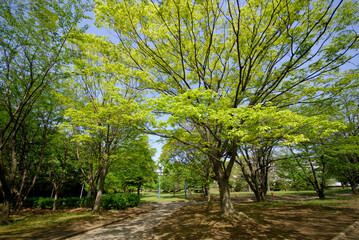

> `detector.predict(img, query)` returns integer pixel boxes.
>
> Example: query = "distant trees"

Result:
[160,139,214,201]
[324,71,359,195]
[106,134,157,195]
[0,0,89,224]
[59,31,153,214]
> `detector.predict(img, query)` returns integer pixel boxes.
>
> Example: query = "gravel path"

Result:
[66,202,188,240]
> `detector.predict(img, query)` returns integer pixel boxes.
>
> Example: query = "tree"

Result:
[45,132,79,211]
[0,0,89,223]
[59,33,148,215]
[325,70,359,195]
[93,0,358,217]
[237,144,274,202]
[287,142,329,199]
[106,134,157,195]
[160,139,214,201]
[161,160,185,195]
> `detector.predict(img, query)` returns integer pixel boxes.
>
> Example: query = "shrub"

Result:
[35,197,54,209]
[23,197,38,209]
[102,193,140,210]
[79,196,93,208]
[23,196,93,209]
[22,194,139,210]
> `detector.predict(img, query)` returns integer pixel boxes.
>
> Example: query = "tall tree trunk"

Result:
[0,151,12,225]
[92,178,104,215]
[92,153,108,215]
[217,175,236,217]
[137,184,141,196]
[212,155,237,217]
[204,183,211,202]
[52,186,59,211]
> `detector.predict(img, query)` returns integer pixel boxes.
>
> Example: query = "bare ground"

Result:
[153,196,359,239]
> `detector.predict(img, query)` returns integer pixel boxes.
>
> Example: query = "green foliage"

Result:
[32,198,55,209]
[105,134,157,194]
[23,197,93,209]
[92,0,359,208]
[102,194,140,210]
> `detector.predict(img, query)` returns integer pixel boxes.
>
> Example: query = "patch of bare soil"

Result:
[153,197,359,240]
[0,205,155,240]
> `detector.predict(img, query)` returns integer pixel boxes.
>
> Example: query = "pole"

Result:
[159,173,161,199]
[158,164,162,199]
[184,161,187,199]
[80,183,84,198]
[242,177,245,192]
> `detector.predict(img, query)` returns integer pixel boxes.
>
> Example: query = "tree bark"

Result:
[316,189,325,199]
[92,191,102,214]
[217,176,236,217]
[92,153,108,215]
[0,151,12,225]
[348,179,358,195]
[52,187,59,211]
[204,183,211,202]
[137,184,141,196]
[211,155,237,217]
[0,199,11,225]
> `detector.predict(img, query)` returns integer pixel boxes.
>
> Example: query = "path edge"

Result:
[331,220,359,240]
[52,205,158,240]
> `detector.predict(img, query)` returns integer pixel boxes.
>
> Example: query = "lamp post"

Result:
[183,160,187,199]
[158,164,163,199]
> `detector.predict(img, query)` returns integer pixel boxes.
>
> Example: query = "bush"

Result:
[23,196,93,209]
[35,197,54,209]
[102,193,140,210]
[79,196,93,208]
[22,194,139,210]
[23,197,38,208]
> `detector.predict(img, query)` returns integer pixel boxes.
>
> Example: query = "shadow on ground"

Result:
[153,198,359,240]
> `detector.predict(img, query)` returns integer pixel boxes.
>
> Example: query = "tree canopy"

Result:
[0,0,358,223]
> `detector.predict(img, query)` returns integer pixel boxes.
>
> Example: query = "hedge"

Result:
[23,196,93,209]
[23,193,139,210]
[102,193,140,210]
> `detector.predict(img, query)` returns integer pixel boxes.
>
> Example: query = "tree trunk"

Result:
[204,183,211,202]
[348,179,358,195]
[92,187,103,215]
[137,185,141,196]
[52,187,59,211]
[217,176,236,217]
[259,189,267,201]
[316,189,325,199]
[211,154,237,217]
[92,164,107,215]
[0,151,12,225]
[0,199,11,225]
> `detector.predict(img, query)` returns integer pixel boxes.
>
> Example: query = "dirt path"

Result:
[66,202,188,240]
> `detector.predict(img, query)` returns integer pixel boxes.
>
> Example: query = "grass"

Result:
[139,188,352,203]
[140,191,189,203]
[0,210,94,234]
